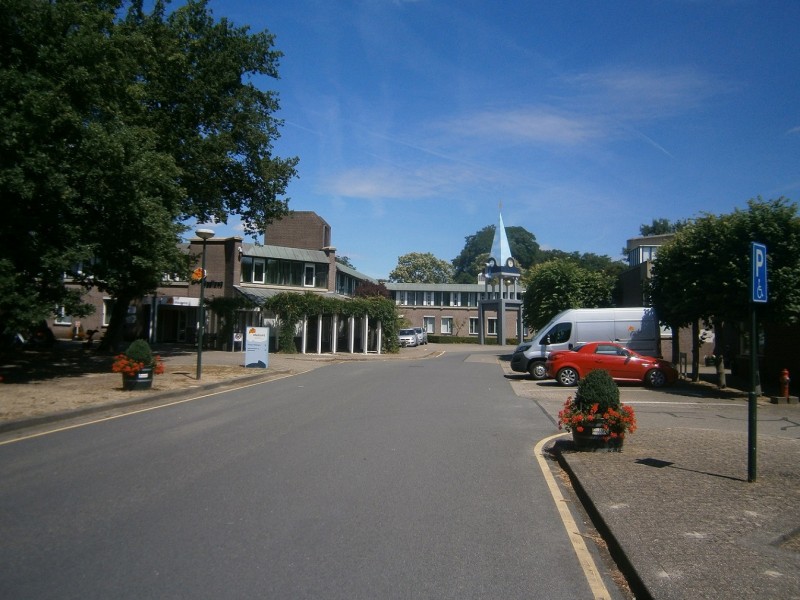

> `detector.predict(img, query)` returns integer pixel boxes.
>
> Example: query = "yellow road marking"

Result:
[534,433,613,600]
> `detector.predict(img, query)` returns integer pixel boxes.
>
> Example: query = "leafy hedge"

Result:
[263,292,400,354]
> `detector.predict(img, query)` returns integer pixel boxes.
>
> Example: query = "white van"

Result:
[510,307,660,379]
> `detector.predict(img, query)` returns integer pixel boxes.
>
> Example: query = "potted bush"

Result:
[557,369,637,451]
[112,339,165,391]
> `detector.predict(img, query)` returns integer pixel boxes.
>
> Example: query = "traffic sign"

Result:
[751,242,767,303]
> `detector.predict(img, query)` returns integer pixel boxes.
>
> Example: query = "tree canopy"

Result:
[452,225,540,283]
[389,252,454,284]
[639,218,688,236]
[0,0,298,345]
[521,259,617,330]
[649,197,800,330]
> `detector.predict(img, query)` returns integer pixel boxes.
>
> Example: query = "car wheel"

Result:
[556,367,579,387]
[646,369,667,388]
[528,361,548,380]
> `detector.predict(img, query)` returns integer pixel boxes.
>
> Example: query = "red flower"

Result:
[112,354,164,377]
[557,396,637,437]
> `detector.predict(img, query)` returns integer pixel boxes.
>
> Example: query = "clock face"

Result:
[506,257,515,268]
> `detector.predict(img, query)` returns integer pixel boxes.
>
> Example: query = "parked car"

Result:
[413,327,428,345]
[510,307,659,380]
[398,328,418,347]
[545,341,678,388]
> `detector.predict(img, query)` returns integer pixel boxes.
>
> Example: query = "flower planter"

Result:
[571,420,624,452]
[122,367,154,391]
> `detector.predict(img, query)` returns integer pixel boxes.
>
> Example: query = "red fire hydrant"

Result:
[780,368,790,399]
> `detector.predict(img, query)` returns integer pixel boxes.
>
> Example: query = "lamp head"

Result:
[196,228,215,240]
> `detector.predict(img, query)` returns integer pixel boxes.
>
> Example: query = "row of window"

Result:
[393,290,522,307]
[419,316,513,336]
[628,245,659,266]
[240,257,328,289]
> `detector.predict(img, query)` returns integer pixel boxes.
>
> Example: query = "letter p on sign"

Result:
[752,242,767,303]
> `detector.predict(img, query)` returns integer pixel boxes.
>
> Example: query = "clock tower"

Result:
[479,210,524,345]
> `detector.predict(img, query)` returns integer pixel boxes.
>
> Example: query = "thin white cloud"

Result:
[323,164,481,200]
[444,107,606,145]
[561,66,730,119]
[436,66,727,153]
[786,126,800,136]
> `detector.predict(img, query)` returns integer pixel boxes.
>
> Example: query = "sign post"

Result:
[748,242,767,482]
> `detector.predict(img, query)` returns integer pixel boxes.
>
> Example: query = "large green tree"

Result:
[0,0,298,347]
[389,252,454,283]
[650,197,800,380]
[521,258,616,330]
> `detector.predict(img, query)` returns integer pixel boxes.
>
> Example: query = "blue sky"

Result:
[199,0,800,280]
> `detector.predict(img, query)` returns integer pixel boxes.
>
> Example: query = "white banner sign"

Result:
[244,326,269,368]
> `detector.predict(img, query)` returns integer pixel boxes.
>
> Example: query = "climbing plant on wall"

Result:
[264,292,400,353]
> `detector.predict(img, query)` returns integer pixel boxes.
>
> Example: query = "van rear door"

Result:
[615,317,657,356]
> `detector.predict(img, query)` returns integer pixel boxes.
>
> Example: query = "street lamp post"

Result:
[195,228,215,379]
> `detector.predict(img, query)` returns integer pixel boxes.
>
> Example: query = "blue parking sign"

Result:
[751,242,767,303]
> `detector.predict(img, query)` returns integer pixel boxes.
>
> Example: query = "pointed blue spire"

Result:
[486,207,519,279]
[490,211,513,266]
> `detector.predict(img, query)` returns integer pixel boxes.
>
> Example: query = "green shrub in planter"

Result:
[574,369,620,413]
[125,339,155,366]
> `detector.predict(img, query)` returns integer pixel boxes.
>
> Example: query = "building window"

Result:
[423,316,435,333]
[487,318,497,335]
[253,258,265,283]
[441,317,453,335]
[424,292,434,306]
[469,317,479,335]
[304,264,315,287]
[451,292,461,307]
[102,299,114,327]
[54,306,72,326]
[240,256,253,282]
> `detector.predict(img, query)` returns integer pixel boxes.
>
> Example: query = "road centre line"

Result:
[534,433,613,600]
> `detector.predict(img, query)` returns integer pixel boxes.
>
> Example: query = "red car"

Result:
[545,342,678,388]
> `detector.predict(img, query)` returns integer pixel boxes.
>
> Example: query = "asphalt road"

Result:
[0,348,618,599]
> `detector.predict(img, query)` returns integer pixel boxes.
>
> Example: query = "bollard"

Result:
[780,368,790,399]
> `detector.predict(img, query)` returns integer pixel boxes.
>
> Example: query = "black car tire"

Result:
[556,367,579,387]
[528,361,548,380]
[646,368,667,388]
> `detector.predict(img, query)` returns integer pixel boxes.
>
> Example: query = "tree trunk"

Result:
[691,320,701,382]
[714,322,727,389]
[670,323,680,366]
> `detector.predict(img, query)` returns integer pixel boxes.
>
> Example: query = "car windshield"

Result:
[400,329,414,335]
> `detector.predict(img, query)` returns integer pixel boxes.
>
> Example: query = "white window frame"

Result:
[54,306,72,326]
[252,258,265,283]
[441,317,453,335]
[424,291,435,306]
[469,317,479,335]
[487,317,497,335]
[423,316,435,333]
[304,263,316,287]
[102,298,114,327]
